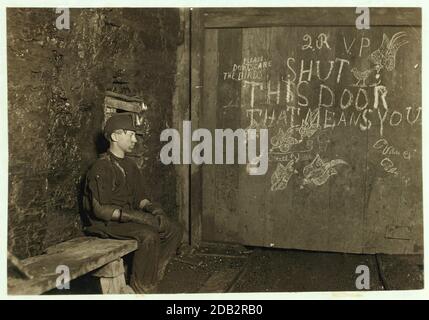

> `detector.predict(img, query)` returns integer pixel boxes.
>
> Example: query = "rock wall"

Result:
[8,8,182,258]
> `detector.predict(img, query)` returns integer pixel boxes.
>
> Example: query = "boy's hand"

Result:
[121,209,159,229]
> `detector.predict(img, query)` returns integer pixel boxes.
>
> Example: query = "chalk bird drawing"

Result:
[271,122,320,154]
[370,31,408,72]
[302,154,348,186]
[270,127,301,153]
[351,67,373,87]
[298,121,320,139]
[271,160,298,191]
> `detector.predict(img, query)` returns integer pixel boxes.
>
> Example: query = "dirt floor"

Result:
[46,242,424,294]
[156,243,423,293]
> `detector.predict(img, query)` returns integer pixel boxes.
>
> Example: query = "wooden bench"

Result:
[8,237,138,295]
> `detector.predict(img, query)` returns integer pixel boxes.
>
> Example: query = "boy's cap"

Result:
[104,113,137,139]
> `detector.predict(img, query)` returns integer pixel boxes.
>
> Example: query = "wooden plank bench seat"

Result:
[8,237,138,295]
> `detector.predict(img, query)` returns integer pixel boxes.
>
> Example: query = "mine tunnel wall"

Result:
[8,8,183,258]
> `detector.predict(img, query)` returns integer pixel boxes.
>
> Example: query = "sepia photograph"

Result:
[5,5,423,297]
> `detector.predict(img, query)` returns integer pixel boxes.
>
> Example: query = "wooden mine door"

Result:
[191,8,422,254]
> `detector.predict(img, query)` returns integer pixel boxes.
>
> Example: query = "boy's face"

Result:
[113,129,137,153]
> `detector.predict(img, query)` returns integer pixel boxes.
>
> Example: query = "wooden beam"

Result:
[92,258,129,294]
[92,258,125,278]
[202,7,421,29]
[190,8,204,247]
[105,91,144,103]
[104,96,144,113]
[173,8,191,244]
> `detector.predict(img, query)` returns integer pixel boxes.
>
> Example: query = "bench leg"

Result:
[92,258,134,294]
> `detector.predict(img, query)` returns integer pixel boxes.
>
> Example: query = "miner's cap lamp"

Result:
[104,113,142,139]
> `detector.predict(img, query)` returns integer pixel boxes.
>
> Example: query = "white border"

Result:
[0,0,427,300]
